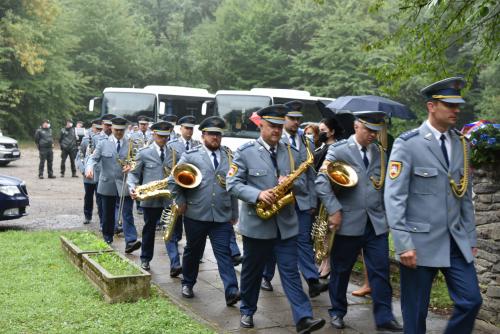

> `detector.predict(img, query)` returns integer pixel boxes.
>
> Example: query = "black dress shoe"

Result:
[72,174,78,178]
[376,320,403,332]
[308,280,329,298]
[140,260,150,271]
[226,291,241,306]
[296,317,326,334]
[330,315,345,329]
[260,278,273,291]
[38,175,44,179]
[60,174,64,178]
[48,175,56,179]
[83,219,91,225]
[170,266,182,278]
[240,314,254,328]
[125,240,141,254]
[181,285,194,298]
[231,255,242,266]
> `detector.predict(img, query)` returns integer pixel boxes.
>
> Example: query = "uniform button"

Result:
[212,193,215,196]
[423,172,428,176]
[256,172,260,175]
[413,227,417,231]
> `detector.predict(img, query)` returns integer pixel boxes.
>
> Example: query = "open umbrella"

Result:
[326,95,416,120]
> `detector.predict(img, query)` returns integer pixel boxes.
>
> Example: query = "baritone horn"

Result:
[312,160,358,263]
[171,163,202,188]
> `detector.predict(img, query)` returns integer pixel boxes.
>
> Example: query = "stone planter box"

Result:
[82,252,151,303]
[60,235,113,270]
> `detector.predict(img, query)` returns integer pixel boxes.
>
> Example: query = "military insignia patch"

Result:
[389,161,402,179]
[228,163,238,177]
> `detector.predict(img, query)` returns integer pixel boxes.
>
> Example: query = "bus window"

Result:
[102,92,156,122]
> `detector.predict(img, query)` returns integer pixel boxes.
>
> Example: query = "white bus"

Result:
[89,86,215,125]
[198,88,334,150]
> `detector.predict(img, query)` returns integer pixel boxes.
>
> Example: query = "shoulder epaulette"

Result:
[222,145,233,154]
[399,128,419,141]
[168,138,179,144]
[137,146,149,152]
[238,141,255,151]
[332,139,348,147]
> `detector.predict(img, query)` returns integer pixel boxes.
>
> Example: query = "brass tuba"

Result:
[312,160,358,263]
[171,163,202,188]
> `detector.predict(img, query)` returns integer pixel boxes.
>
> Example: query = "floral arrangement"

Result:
[462,121,500,168]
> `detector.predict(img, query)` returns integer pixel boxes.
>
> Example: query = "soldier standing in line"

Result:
[76,119,103,225]
[59,119,78,178]
[35,119,56,179]
[227,105,325,333]
[168,116,240,306]
[385,77,482,334]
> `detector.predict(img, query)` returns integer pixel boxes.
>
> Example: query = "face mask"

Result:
[305,134,314,141]
[318,131,329,143]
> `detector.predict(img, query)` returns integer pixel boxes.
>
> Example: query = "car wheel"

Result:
[0,161,9,167]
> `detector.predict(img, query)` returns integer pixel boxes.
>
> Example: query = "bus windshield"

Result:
[215,94,271,139]
[102,92,156,121]
[159,95,214,123]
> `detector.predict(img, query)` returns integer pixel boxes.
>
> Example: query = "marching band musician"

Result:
[129,115,153,146]
[168,116,240,306]
[164,115,200,277]
[128,121,174,271]
[226,105,325,333]
[384,78,482,334]
[315,111,402,332]
[76,118,103,225]
[85,117,141,253]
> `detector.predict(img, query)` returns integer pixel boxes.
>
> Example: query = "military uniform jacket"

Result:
[86,132,107,183]
[384,122,476,268]
[86,137,131,197]
[127,144,173,208]
[76,134,95,184]
[226,138,306,240]
[315,135,388,237]
[167,137,201,163]
[129,130,153,147]
[34,128,53,149]
[281,133,317,211]
[168,145,238,223]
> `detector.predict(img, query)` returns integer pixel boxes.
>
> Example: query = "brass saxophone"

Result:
[160,203,180,242]
[134,178,172,201]
[256,141,314,220]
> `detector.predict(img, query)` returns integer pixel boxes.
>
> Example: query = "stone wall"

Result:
[473,167,500,328]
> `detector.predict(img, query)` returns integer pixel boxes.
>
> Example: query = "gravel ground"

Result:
[0,145,143,232]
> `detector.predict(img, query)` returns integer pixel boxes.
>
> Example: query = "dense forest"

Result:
[0,0,498,138]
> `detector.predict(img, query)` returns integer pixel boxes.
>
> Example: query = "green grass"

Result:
[63,231,111,251]
[0,231,215,334]
[89,252,141,276]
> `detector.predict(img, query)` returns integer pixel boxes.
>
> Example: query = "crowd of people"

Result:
[65,77,481,334]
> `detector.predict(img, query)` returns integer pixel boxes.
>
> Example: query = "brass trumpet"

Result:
[171,163,202,188]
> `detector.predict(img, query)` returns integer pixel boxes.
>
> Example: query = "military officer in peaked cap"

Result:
[384,77,482,334]
[128,121,174,271]
[85,117,141,252]
[227,105,325,333]
[163,115,201,277]
[129,116,153,147]
[76,118,103,225]
[315,111,403,332]
[168,116,240,306]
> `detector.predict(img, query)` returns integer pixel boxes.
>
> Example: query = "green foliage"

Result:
[89,252,142,276]
[63,231,111,251]
[469,124,500,168]
[0,231,214,333]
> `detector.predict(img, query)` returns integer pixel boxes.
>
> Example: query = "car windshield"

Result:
[215,94,271,139]
[102,92,156,122]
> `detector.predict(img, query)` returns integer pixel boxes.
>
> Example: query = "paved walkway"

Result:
[114,230,493,334]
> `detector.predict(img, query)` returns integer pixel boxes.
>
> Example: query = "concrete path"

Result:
[113,230,492,334]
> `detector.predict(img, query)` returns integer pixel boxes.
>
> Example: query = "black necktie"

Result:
[160,147,164,162]
[361,146,369,168]
[270,147,278,172]
[290,135,297,148]
[440,134,449,167]
[212,151,218,169]
[116,140,121,153]
[185,141,189,151]
[143,132,147,141]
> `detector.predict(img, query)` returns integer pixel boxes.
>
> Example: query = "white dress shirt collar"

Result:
[203,144,221,169]
[426,120,452,161]
[352,135,372,163]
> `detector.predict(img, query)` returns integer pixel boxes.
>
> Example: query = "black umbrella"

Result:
[326,95,416,120]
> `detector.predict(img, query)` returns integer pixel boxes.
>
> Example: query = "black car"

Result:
[0,174,29,220]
